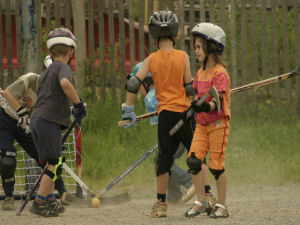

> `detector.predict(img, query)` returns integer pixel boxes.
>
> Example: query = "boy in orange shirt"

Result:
[184,23,230,218]
[122,11,195,217]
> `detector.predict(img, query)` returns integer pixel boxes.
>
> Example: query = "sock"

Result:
[205,185,211,194]
[36,194,46,203]
[157,193,166,202]
[46,194,55,200]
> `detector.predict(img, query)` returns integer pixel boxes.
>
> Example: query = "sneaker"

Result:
[185,200,211,217]
[30,200,59,217]
[47,198,65,214]
[2,196,15,210]
[179,185,195,203]
[209,202,229,218]
[206,192,217,208]
[150,201,167,218]
[61,192,77,206]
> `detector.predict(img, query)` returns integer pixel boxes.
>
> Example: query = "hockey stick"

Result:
[118,111,158,127]
[94,144,158,200]
[118,66,300,127]
[16,119,78,216]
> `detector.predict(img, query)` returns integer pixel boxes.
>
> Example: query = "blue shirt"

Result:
[144,88,158,125]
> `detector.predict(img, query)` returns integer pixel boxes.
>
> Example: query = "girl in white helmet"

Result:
[184,23,231,218]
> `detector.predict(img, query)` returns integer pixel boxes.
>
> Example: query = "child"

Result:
[122,11,195,218]
[29,27,86,217]
[184,22,230,218]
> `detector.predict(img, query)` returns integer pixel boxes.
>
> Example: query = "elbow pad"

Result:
[184,82,196,96]
[126,76,141,94]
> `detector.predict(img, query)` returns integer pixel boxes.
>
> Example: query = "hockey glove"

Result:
[190,100,211,113]
[72,99,87,122]
[17,106,30,134]
[121,104,136,128]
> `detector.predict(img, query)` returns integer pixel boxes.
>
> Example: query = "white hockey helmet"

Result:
[192,22,226,53]
[47,27,77,50]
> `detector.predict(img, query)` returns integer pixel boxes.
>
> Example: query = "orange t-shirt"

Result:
[149,49,190,113]
[193,64,231,125]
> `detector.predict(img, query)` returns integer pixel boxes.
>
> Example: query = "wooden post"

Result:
[179,0,185,51]
[0,3,3,87]
[108,0,116,101]
[19,0,38,77]
[71,0,86,95]
[230,0,237,88]
[55,0,61,27]
[138,0,145,61]
[294,0,300,112]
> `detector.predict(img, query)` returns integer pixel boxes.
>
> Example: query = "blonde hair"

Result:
[50,44,72,58]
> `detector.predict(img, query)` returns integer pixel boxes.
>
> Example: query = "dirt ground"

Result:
[2,183,300,225]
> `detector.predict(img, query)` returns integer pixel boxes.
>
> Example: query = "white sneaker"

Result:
[179,185,195,203]
[209,203,229,218]
[185,200,210,217]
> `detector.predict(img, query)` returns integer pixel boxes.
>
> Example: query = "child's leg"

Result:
[216,172,227,205]
[37,165,55,199]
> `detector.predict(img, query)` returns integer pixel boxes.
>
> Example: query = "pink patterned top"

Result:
[193,64,231,125]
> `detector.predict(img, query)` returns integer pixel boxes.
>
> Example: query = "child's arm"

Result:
[60,78,81,104]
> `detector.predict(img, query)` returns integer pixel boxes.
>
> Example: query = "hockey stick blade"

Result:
[95,144,158,199]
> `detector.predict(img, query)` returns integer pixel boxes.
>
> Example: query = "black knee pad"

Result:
[45,157,64,182]
[186,152,202,175]
[155,153,173,176]
[209,168,225,180]
[1,155,16,179]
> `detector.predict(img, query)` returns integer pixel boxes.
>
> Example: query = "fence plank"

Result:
[271,0,279,101]
[148,0,155,53]
[65,0,71,30]
[45,0,51,35]
[5,0,13,84]
[0,4,3,87]
[36,0,42,74]
[179,0,185,51]
[261,0,268,80]
[240,0,247,85]
[119,0,126,101]
[138,0,145,61]
[209,0,215,23]
[190,0,196,75]
[219,0,226,30]
[230,0,237,87]
[281,0,291,106]
[129,0,135,70]
[88,0,96,99]
[200,0,206,21]
[250,0,257,81]
[55,0,61,27]
[108,0,116,100]
[15,0,21,76]
[98,0,106,103]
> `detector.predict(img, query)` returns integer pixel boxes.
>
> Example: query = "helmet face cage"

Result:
[148,11,179,40]
[192,23,226,53]
[47,27,77,50]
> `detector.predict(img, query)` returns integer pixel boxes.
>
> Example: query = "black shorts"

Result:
[30,117,62,161]
[158,110,194,159]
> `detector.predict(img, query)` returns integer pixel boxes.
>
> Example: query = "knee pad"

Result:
[155,153,173,176]
[209,168,225,180]
[186,152,202,175]
[44,157,64,183]
[0,149,17,179]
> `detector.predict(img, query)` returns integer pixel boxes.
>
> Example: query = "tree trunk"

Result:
[71,0,86,95]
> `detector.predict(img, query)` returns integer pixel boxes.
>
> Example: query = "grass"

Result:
[80,94,300,193]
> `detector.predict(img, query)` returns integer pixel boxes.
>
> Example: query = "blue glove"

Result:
[121,104,136,128]
[72,99,87,122]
